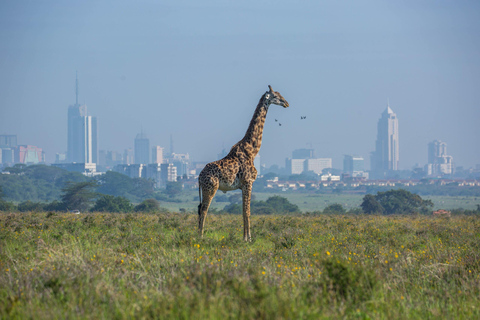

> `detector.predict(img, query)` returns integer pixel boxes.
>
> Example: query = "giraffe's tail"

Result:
[198,186,202,216]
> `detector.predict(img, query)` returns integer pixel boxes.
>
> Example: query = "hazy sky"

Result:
[1,0,479,169]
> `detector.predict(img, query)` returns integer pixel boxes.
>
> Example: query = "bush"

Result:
[323,203,346,214]
[322,259,377,302]
[134,199,160,213]
[0,200,16,212]
[223,196,299,214]
[92,195,133,213]
[17,201,45,212]
[361,189,433,215]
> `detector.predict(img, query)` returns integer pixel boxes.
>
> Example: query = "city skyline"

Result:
[0,1,479,169]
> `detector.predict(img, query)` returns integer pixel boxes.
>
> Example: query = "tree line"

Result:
[0,164,156,203]
[0,181,162,213]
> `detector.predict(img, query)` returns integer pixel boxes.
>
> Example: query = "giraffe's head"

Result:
[264,85,289,108]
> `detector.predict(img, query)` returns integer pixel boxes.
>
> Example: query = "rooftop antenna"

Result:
[75,71,79,105]
[170,134,174,155]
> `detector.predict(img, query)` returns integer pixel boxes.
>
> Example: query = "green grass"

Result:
[1,212,479,319]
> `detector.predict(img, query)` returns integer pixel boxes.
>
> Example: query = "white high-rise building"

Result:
[67,74,98,164]
[152,146,164,164]
[371,104,399,178]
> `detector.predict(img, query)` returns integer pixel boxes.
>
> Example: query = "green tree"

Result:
[363,189,434,215]
[265,196,299,213]
[375,189,433,215]
[96,171,134,198]
[61,181,98,212]
[92,195,133,213]
[43,200,64,212]
[323,203,346,214]
[165,181,183,198]
[360,194,384,214]
[131,178,155,199]
[17,201,45,212]
[134,199,160,213]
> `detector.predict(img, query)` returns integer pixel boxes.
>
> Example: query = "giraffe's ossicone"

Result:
[198,85,289,241]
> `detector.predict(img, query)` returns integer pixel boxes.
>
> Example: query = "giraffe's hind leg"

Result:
[198,179,218,238]
[242,182,253,242]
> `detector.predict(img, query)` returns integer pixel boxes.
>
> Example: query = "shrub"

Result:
[134,199,160,213]
[323,203,346,214]
[92,195,133,213]
[322,259,377,303]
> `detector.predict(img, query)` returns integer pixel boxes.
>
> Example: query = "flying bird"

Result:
[275,119,278,122]
[301,116,306,120]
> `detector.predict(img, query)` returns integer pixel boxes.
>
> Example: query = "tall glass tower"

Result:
[371,104,399,178]
[67,73,98,164]
[134,132,150,164]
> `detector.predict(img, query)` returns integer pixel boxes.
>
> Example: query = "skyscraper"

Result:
[67,73,98,163]
[134,132,150,164]
[152,146,164,164]
[426,140,453,176]
[371,104,399,178]
[0,134,17,164]
[343,155,364,174]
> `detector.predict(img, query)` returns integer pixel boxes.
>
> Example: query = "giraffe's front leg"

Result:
[242,183,253,242]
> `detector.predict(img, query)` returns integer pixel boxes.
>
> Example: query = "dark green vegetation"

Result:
[361,189,434,215]
[1,212,479,319]
[0,165,154,203]
[223,195,300,215]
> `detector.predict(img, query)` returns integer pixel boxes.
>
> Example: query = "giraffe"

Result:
[198,85,289,241]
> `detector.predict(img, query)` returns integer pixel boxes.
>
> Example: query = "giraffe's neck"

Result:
[239,95,270,159]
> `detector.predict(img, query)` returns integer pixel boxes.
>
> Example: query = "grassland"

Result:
[1,211,479,319]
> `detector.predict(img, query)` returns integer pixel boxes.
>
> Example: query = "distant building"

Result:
[0,135,17,148]
[371,104,399,178]
[52,162,98,176]
[55,153,67,163]
[114,162,176,188]
[15,145,43,164]
[67,73,98,164]
[168,153,189,178]
[152,146,164,164]
[1,148,14,164]
[134,132,150,164]
[286,158,305,175]
[0,134,17,165]
[344,155,365,174]
[106,151,123,167]
[123,148,133,165]
[98,150,107,166]
[292,148,315,159]
[320,173,341,181]
[304,158,332,174]
[426,140,454,176]
[114,164,145,179]
[286,157,332,175]
[160,163,177,186]
[145,163,162,188]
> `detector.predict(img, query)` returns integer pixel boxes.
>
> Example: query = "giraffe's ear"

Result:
[268,85,273,92]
